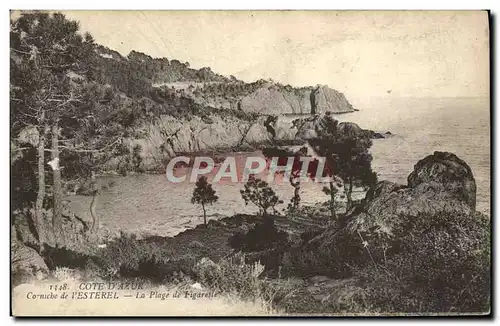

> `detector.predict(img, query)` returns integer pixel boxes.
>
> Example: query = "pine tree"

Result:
[311,132,377,213]
[11,12,95,248]
[240,175,283,218]
[191,176,218,226]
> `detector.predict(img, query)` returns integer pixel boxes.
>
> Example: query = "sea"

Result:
[67,96,490,237]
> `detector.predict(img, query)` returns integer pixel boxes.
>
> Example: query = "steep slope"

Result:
[76,45,359,171]
[13,40,360,173]
[93,46,355,115]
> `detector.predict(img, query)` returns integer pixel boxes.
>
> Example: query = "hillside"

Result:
[41,44,356,172]
[92,45,354,115]
[10,12,357,179]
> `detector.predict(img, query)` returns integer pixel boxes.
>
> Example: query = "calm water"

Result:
[345,96,490,216]
[68,97,490,237]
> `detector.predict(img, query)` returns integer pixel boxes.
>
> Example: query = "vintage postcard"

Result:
[10,10,491,316]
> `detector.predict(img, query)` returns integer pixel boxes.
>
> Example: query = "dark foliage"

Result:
[229,218,289,252]
[289,211,490,313]
[240,176,283,216]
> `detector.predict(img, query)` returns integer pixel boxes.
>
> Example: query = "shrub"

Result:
[229,219,289,252]
[194,253,264,299]
[193,253,295,311]
[91,232,197,282]
[291,211,491,313]
[240,176,283,217]
[375,211,491,313]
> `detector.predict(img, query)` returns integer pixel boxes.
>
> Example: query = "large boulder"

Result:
[296,152,480,277]
[407,151,476,210]
[347,151,476,236]
[13,205,92,253]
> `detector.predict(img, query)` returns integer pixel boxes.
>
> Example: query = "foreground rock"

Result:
[327,151,475,238]
[286,151,489,313]
[11,241,48,286]
[13,205,94,254]
[293,151,482,277]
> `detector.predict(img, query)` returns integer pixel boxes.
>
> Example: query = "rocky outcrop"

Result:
[125,111,388,171]
[238,86,312,114]
[292,113,373,140]
[407,151,476,210]
[238,84,354,115]
[116,115,271,171]
[13,206,92,253]
[183,82,354,115]
[300,151,479,277]
[343,152,475,237]
[310,85,354,114]
[341,152,475,236]
[11,232,48,286]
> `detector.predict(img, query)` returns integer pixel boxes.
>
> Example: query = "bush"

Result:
[193,253,296,311]
[291,211,491,313]
[229,219,289,252]
[375,211,491,313]
[91,232,196,282]
[194,253,264,299]
[228,219,290,275]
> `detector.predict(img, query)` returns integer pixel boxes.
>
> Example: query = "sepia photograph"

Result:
[9,10,491,316]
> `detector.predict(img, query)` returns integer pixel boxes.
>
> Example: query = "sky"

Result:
[17,10,490,99]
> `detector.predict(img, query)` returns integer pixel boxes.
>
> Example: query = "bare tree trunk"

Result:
[289,173,300,211]
[90,189,99,233]
[51,121,64,247]
[329,181,337,220]
[201,203,207,226]
[345,178,353,212]
[35,125,49,253]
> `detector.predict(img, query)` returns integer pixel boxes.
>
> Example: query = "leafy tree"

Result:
[191,176,218,226]
[240,175,283,217]
[311,132,377,213]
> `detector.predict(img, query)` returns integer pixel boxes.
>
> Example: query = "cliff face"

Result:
[117,112,387,172]
[236,84,354,115]
[311,85,354,114]
[181,83,354,115]
[238,85,312,114]
[111,115,271,171]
